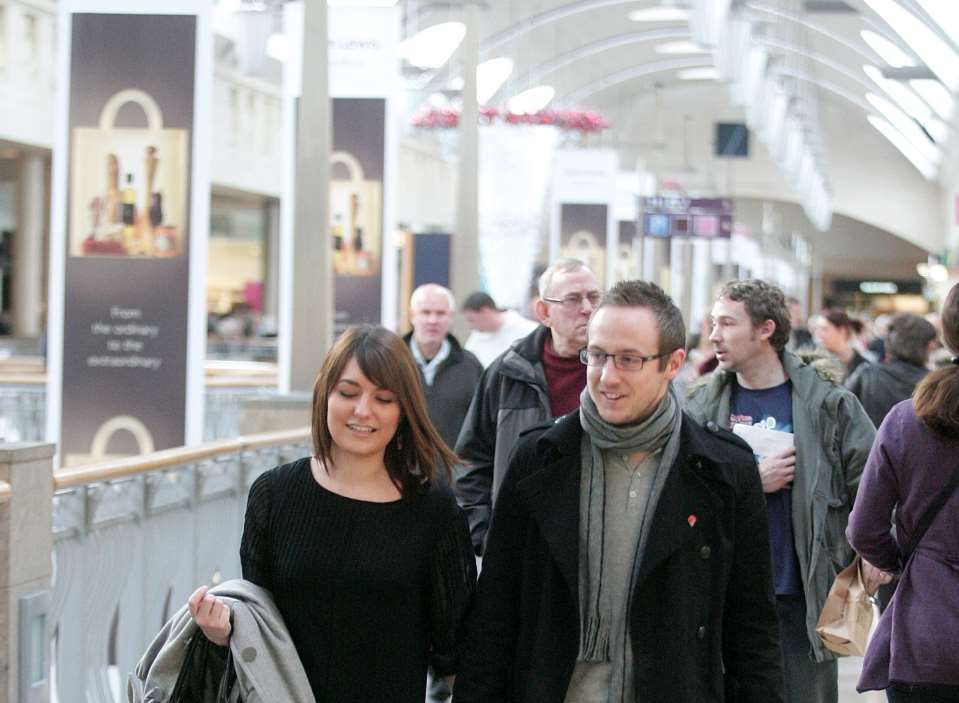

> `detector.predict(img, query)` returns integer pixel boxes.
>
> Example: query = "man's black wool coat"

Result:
[454,412,786,703]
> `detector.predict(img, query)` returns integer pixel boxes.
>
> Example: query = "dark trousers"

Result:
[887,683,959,703]
[777,595,838,703]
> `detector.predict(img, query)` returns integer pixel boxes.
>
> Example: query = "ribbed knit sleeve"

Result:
[240,469,274,592]
[428,506,478,676]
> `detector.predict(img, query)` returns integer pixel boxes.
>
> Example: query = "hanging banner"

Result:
[329,6,398,333]
[615,220,639,282]
[280,2,398,345]
[551,150,617,286]
[331,97,386,335]
[614,170,641,282]
[48,4,210,463]
[560,203,609,287]
[479,125,558,310]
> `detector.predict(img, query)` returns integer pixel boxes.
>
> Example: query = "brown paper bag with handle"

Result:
[816,555,880,657]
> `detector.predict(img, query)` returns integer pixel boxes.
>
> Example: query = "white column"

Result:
[13,153,44,338]
[262,198,280,329]
[451,3,481,337]
[289,0,332,391]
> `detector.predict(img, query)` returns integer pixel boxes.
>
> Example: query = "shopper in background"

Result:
[687,279,875,703]
[845,313,937,427]
[455,280,785,703]
[461,291,538,368]
[847,282,959,703]
[455,258,600,555]
[405,283,483,703]
[187,325,476,702]
[404,283,483,452]
[868,313,892,362]
[786,296,814,351]
[814,307,869,381]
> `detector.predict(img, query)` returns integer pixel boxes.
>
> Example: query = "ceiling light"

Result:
[689,0,731,48]
[914,0,959,46]
[677,67,719,81]
[863,0,959,91]
[864,65,933,125]
[929,263,950,282]
[477,57,513,104]
[860,30,915,68]
[400,22,465,69]
[867,115,937,179]
[927,118,948,143]
[329,0,398,5]
[910,79,955,120]
[656,41,709,55]
[866,93,940,164]
[427,93,449,109]
[507,85,555,113]
[266,33,288,62]
[628,7,689,22]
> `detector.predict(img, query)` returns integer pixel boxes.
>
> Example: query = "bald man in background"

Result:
[404,283,484,452]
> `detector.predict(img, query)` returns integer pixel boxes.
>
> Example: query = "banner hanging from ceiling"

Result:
[48,2,211,464]
[550,150,618,287]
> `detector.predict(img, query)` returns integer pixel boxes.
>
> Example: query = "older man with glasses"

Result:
[455,258,601,555]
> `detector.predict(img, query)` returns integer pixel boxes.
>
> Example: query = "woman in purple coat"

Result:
[847,281,959,703]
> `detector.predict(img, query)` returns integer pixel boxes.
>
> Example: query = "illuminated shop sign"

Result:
[640,196,733,239]
[833,279,923,295]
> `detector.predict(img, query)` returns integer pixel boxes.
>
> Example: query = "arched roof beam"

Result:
[480,0,646,57]
[560,58,714,104]
[498,28,690,102]
[744,1,913,66]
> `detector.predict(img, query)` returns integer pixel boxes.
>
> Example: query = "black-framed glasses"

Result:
[542,291,602,309]
[579,348,669,372]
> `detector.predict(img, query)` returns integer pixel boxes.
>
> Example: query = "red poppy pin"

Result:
[687,514,697,528]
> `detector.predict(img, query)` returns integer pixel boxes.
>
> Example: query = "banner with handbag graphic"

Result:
[331,97,387,335]
[51,9,209,465]
[70,89,188,259]
[551,150,617,287]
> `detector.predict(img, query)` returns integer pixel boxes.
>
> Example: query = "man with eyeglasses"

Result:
[455,258,601,555]
[455,280,785,703]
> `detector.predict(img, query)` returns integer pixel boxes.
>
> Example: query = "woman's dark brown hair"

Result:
[821,308,854,334]
[914,283,959,435]
[311,325,458,498]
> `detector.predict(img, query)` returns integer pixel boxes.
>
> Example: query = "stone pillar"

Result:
[13,153,45,339]
[0,442,54,703]
[289,0,333,391]
[262,198,280,334]
[451,3,481,339]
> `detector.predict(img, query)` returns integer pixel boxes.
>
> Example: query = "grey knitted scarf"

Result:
[576,384,681,665]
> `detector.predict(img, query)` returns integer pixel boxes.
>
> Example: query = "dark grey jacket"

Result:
[686,350,876,662]
[844,359,928,428]
[404,332,483,450]
[454,326,553,554]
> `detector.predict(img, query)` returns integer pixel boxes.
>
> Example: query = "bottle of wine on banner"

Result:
[122,173,137,254]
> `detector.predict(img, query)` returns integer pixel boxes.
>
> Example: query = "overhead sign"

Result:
[641,196,733,238]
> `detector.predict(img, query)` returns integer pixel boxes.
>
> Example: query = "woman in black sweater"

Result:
[189,325,477,701]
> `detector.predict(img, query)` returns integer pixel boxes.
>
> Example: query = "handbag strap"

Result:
[900,463,959,565]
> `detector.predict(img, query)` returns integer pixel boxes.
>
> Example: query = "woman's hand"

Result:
[188,585,232,646]
[861,559,894,595]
